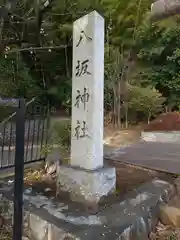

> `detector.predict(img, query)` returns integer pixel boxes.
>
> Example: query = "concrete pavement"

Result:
[106,141,180,174]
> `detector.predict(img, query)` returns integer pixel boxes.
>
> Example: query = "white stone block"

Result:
[57,165,116,204]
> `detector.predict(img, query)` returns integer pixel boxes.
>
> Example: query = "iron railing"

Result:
[0,98,50,169]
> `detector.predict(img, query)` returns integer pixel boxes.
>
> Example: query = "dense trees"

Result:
[0,0,180,125]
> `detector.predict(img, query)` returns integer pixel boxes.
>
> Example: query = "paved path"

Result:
[105,141,180,174]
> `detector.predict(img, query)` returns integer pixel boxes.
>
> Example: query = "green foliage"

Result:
[1,0,180,125]
[104,46,122,110]
[41,119,71,160]
[128,85,165,122]
[137,18,180,109]
[0,54,40,99]
[103,0,150,48]
[51,120,71,148]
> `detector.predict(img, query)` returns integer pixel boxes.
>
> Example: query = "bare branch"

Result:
[38,0,56,26]
[7,45,67,53]
[4,38,26,45]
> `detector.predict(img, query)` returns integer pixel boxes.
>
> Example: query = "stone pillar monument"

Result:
[57,11,116,207]
[70,10,104,170]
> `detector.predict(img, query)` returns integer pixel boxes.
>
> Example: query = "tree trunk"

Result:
[113,87,117,128]
[117,81,121,129]
[125,102,128,128]
[165,105,168,113]
[148,112,151,124]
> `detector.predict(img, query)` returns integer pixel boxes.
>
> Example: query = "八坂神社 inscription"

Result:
[74,120,90,140]
[74,87,90,110]
[76,59,91,77]
[76,30,92,47]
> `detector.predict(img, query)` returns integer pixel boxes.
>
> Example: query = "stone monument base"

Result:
[56,165,116,211]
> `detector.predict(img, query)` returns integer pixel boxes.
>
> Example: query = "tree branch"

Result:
[38,0,56,27]
[4,38,26,45]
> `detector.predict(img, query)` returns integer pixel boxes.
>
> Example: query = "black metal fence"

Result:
[0,98,50,169]
[0,98,50,240]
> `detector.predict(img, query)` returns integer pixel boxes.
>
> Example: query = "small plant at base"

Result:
[52,121,71,149]
[170,233,177,240]
[41,120,71,163]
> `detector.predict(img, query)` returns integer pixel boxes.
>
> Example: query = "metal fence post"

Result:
[13,99,26,240]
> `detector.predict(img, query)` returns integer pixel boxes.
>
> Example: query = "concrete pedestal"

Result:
[56,165,116,206]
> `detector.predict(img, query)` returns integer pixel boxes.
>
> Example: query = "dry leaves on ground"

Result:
[150,222,180,240]
[0,227,12,240]
[24,169,45,185]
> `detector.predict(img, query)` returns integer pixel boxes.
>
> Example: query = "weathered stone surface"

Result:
[29,213,49,240]
[23,210,30,237]
[174,177,180,195]
[57,165,116,204]
[159,205,180,227]
[48,224,78,240]
[98,179,175,240]
[0,178,175,240]
[22,237,29,240]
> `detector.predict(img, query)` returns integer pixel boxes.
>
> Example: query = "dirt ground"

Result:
[108,160,174,196]
[104,126,142,147]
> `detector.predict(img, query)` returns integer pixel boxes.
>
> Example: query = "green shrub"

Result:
[52,120,71,149]
[41,119,71,159]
